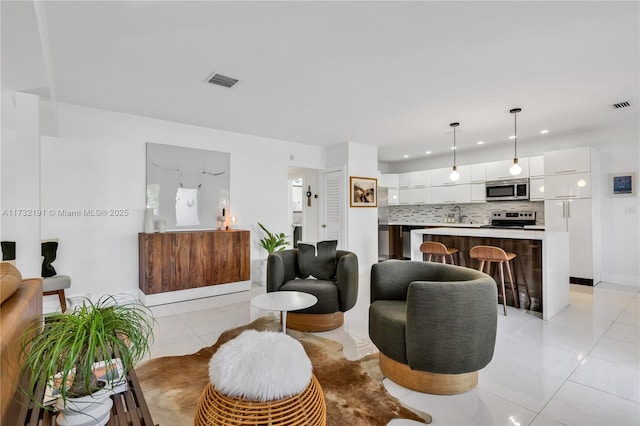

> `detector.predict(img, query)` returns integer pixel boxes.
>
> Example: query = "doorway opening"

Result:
[287,167,321,247]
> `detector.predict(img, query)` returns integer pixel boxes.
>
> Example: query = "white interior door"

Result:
[321,168,345,248]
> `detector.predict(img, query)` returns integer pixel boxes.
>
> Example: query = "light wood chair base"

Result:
[379,352,478,395]
[285,312,344,332]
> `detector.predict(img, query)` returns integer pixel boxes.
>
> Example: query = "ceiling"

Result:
[2,1,638,163]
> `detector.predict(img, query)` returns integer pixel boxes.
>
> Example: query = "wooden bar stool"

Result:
[470,245,519,315]
[420,241,459,265]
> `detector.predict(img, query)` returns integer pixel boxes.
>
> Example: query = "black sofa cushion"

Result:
[41,241,58,278]
[1,241,16,261]
[297,240,337,280]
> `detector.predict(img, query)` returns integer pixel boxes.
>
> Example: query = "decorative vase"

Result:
[144,208,154,233]
[55,387,113,426]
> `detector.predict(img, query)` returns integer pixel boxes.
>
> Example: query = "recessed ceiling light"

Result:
[477,141,485,145]
[450,146,456,150]
[425,151,432,155]
[403,154,409,158]
[540,129,549,134]
[509,135,516,139]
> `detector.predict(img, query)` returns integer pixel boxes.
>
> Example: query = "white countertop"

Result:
[411,226,553,240]
[386,222,483,228]
[382,222,545,231]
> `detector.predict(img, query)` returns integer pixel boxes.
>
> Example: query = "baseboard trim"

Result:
[600,273,640,287]
[138,281,251,306]
[570,277,594,286]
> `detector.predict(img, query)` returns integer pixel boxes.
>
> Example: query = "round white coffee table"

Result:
[251,291,318,334]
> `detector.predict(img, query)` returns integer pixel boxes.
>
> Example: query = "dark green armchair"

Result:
[267,242,358,331]
[370,260,497,394]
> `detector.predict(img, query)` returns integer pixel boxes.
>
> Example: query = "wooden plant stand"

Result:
[16,368,156,426]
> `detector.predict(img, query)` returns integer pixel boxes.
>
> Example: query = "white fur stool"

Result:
[194,330,326,425]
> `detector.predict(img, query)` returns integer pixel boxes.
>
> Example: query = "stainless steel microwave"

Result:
[485,178,530,201]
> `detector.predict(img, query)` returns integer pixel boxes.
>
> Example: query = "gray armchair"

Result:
[370,260,497,394]
[267,242,358,332]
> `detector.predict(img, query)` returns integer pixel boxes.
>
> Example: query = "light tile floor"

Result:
[129,275,638,425]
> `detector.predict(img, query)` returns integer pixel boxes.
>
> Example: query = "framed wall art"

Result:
[610,172,635,196]
[350,176,377,207]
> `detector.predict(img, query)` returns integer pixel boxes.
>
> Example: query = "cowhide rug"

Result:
[136,316,432,425]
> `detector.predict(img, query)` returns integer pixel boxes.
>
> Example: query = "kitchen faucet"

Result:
[451,205,465,223]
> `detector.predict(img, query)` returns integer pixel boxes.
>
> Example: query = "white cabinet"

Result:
[380,173,399,188]
[410,188,431,204]
[486,160,513,181]
[399,188,411,204]
[471,163,486,183]
[398,173,411,189]
[431,165,471,185]
[388,189,399,205]
[543,147,600,284]
[486,158,529,181]
[544,173,591,199]
[529,177,545,201]
[471,183,486,202]
[544,146,592,175]
[431,167,451,186]
[529,156,544,177]
[397,188,431,205]
[409,170,431,188]
[431,185,471,204]
[544,198,594,280]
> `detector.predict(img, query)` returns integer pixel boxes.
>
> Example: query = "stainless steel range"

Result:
[481,210,536,229]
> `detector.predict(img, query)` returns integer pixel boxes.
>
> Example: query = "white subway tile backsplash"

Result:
[388,201,545,225]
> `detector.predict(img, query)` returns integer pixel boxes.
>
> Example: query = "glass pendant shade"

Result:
[450,166,460,181]
[449,122,460,182]
[510,158,522,176]
[509,108,522,176]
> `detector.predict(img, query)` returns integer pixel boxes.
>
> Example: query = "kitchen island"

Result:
[410,227,569,320]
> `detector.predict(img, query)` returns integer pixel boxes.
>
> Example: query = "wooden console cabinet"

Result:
[138,230,250,295]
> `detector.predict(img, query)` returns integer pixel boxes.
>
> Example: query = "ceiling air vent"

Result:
[207,73,239,88]
[611,101,631,109]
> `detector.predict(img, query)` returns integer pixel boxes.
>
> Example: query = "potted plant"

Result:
[257,223,289,285]
[18,295,154,425]
[258,222,289,254]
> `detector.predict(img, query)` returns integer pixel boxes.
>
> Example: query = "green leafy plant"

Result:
[18,295,154,408]
[258,222,289,253]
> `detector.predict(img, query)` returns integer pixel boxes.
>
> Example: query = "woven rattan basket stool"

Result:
[194,329,326,426]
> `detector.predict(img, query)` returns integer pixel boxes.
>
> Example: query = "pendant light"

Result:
[509,108,522,176]
[449,122,460,181]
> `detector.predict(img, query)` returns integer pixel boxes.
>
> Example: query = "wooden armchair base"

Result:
[285,312,344,332]
[379,352,478,395]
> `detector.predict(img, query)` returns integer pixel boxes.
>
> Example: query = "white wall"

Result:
[382,123,640,286]
[346,142,379,273]
[1,130,17,243]
[14,93,42,277]
[37,103,325,299]
[1,93,18,246]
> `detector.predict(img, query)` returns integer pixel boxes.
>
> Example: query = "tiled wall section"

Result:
[388,201,545,225]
